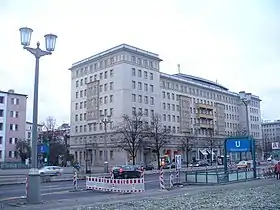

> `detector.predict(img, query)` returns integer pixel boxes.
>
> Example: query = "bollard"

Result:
[159,166,165,190]
[141,167,145,178]
[169,174,174,189]
[73,171,78,191]
[175,169,180,183]
[110,170,114,179]
[25,176,28,198]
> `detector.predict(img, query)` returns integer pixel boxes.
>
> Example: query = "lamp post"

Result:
[239,91,252,160]
[100,115,112,173]
[19,27,57,204]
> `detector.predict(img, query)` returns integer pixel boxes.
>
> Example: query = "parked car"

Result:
[111,165,141,179]
[39,166,63,176]
[189,160,209,167]
[236,161,250,169]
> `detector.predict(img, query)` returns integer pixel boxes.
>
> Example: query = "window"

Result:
[99,85,103,92]
[104,71,108,79]
[110,108,113,116]
[80,102,83,109]
[110,95,113,103]
[0,136,2,144]
[84,89,87,96]
[149,61,153,68]
[150,73,153,80]
[9,138,12,144]
[90,76,93,82]
[137,58,142,65]
[110,69,114,77]
[80,90,83,97]
[138,70,142,77]
[132,68,136,76]
[85,77,88,84]
[80,114,82,121]
[110,82,113,90]
[132,94,136,102]
[144,109,148,116]
[138,95,142,103]
[84,113,87,121]
[144,96,148,104]
[150,85,154,92]
[75,115,78,121]
[0,109,3,117]
[76,80,79,87]
[80,79,83,86]
[132,81,136,89]
[100,72,103,80]
[132,56,136,63]
[104,83,108,91]
[143,83,147,91]
[132,107,136,115]
[84,101,87,108]
[150,97,154,105]
[0,96,4,103]
[75,103,78,110]
[9,124,13,131]
[144,60,147,66]
[9,151,12,158]
[0,123,3,131]
[144,71,148,79]
[138,82,142,90]
[104,96,108,104]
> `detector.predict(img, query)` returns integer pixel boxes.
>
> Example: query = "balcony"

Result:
[195,123,214,129]
[196,103,214,110]
[197,113,214,119]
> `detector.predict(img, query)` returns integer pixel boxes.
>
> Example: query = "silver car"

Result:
[39,166,63,176]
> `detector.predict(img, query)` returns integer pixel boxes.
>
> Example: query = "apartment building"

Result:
[25,121,43,146]
[0,89,27,162]
[69,44,262,166]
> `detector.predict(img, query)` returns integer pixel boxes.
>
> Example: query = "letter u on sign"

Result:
[235,141,241,148]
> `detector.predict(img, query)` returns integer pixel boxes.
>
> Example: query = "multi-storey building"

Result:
[69,44,262,166]
[261,120,280,142]
[0,89,27,162]
[25,121,43,146]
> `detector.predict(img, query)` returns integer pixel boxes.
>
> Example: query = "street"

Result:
[0,171,184,202]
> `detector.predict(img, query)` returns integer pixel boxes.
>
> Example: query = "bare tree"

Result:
[147,114,170,170]
[16,139,31,163]
[116,112,147,165]
[180,133,194,167]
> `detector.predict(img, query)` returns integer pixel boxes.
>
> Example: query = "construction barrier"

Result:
[86,177,145,193]
[260,167,275,179]
[141,167,145,178]
[25,176,28,197]
[169,174,174,189]
[159,166,165,190]
[73,172,78,190]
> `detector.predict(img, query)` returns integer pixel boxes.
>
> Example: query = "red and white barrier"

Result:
[86,177,145,193]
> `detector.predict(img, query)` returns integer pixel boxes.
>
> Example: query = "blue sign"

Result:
[225,138,251,152]
[37,144,49,154]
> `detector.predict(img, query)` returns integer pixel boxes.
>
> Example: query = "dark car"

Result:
[111,165,141,179]
[190,160,209,167]
[144,163,155,170]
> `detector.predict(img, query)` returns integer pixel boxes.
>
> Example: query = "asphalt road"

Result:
[0,171,184,203]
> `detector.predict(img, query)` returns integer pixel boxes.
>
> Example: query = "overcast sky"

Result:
[0,0,279,125]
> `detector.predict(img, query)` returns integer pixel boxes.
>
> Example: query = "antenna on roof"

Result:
[177,64,181,73]
[215,79,218,84]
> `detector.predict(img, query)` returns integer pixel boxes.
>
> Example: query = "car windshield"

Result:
[238,161,246,164]
[122,165,134,170]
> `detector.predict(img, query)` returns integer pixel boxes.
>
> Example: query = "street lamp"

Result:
[100,115,112,173]
[19,27,57,204]
[239,91,251,136]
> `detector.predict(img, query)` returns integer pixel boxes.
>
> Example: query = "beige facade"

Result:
[69,44,263,166]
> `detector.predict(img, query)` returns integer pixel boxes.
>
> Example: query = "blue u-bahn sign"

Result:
[225,138,251,152]
[37,144,49,154]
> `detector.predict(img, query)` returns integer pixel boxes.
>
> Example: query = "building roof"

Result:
[69,43,162,70]
[173,73,229,91]
[0,89,28,97]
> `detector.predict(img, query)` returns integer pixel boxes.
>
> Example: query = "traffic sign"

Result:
[272,142,280,150]
[225,138,251,152]
[175,155,181,170]
[37,144,49,154]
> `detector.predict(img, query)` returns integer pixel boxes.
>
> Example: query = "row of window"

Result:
[74,122,114,133]
[132,81,154,92]
[132,94,154,105]
[132,68,154,80]
[0,96,20,105]
[75,82,114,99]
[0,123,19,131]
[162,80,260,107]
[75,69,114,87]
[75,109,114,122]
[74,53,158,78]
[132,107,154,117]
